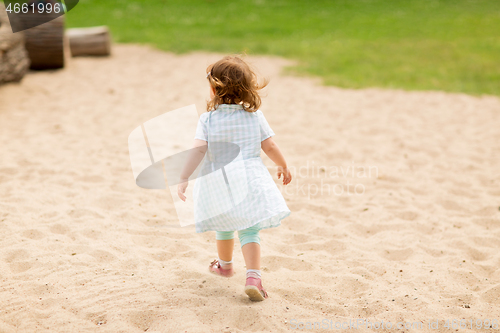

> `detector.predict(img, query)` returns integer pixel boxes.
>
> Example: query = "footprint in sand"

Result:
[261,255,314,272]
[85,312,107,326]
[49,223,70,235]
[380,247,414,261]
[22,229,45,240]
[463,246,490,262]
[481,285,500,305]
[80,228,102,240]
[150,251,175,262]
[4,249,34,273]
[126,310,159,332]
[89,250,117,263]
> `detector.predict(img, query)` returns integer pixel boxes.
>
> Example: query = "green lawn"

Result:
[65,0,500,96]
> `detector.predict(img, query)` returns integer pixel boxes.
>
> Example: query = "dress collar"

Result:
[215,104,244,112]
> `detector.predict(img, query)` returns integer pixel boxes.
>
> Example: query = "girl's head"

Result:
[206,55,268,112]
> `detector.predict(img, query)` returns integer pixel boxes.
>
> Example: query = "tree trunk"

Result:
[67,26,111,57]
[0,3,30,84]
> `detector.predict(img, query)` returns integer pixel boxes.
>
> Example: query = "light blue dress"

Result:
[193,104,290,233]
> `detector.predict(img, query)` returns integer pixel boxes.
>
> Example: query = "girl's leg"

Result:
[239,225,268,301]
[238,226,261,270]
[215,231,234,267]
[241,243,260,269]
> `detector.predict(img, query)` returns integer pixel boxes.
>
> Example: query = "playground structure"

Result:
[21,7,65,69]
[67,26,111,57]
[0,1,111,85]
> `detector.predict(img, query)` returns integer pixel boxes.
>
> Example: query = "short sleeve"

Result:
[194,113,209,141]
[257,110,275,142]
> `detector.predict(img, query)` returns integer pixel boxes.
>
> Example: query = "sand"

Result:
[0,44,499,333]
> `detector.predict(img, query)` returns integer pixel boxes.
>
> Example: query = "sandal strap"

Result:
[210,259,220,268]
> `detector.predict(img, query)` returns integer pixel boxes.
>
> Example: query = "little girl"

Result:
[177,55,291,302]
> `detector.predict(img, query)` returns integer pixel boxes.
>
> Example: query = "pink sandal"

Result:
[209,259,234,277]
[244,277,268,301]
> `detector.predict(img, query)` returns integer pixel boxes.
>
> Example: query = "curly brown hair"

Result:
[206,56,268,112]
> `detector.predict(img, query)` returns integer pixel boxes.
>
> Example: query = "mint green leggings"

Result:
[215,225,260,247]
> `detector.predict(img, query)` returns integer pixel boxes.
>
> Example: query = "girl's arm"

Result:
[177,139,207,201]
[261,137,292,185]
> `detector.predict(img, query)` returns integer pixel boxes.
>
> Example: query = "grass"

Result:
[65,0,500,96]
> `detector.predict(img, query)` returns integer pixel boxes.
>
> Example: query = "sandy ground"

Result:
[1,44,500,333]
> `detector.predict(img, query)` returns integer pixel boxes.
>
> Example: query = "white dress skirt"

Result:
[192,104,290,233]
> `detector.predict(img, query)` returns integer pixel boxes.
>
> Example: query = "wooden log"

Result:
[0,3,30,84]
[20,5,65,70]
[66,26,111,57]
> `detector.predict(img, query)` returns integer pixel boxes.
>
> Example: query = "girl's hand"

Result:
[277,167,292,185]
[177,179,189,202]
